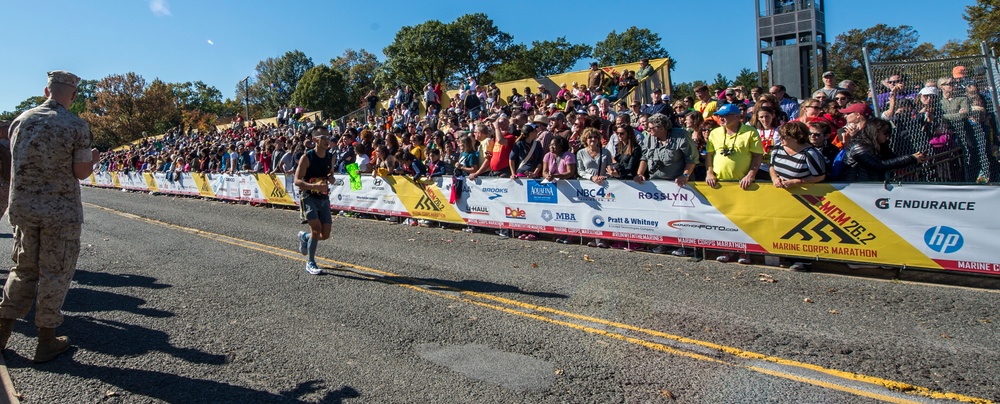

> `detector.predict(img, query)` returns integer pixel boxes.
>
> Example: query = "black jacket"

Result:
[842,142,916,182]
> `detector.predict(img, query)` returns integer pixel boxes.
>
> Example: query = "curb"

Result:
[0,354,18,404]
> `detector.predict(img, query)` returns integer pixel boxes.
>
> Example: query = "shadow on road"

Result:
[73,269,171,290]
[325,266,569,299]
[28,362,361,402]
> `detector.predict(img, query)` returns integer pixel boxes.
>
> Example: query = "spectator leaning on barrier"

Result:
[635,112,698,256]
[578,127,614,248]
[769,121,827,188]
[841,118,926,182]
[706,103,764,263]
[510,120,544,178]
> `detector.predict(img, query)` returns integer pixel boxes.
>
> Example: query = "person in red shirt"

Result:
[469,115,516,179]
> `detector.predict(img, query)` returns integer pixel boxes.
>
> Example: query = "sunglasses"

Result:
[809,132,824,136]
[886,80,899,85]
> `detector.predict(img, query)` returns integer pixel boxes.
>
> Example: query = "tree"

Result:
[493,37,592,82]
[451,13,516,84]
[670,80,708,102]
[710,74,731,92]
[291,65,351,118]
[70,79,98,115]
[81,73,179,149]
[252,50,315,113]
[0,96,46,122]
[382,19,465,90]
[964,0,1000,54]
[169,81,223,115]
[593,27,675,70]
[828,24,939,95]
[331,48,382,110]
[733,68,760,90]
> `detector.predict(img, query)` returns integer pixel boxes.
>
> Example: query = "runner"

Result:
[293,127,335,275]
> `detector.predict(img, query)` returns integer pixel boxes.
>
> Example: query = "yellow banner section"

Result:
[385,176,464,223]
[695,183,940,267]
[143,173,159,192]
[255,174,295,205]
[88,173,96,186]
[190,173,216,198]
[111,173,121,188]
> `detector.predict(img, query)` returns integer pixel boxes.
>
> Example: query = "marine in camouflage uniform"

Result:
[0,121,10,222]
[0,71,98,363]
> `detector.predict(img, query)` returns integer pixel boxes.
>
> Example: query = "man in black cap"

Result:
[0,70,100,363]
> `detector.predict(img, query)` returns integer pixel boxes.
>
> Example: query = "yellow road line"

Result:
[84,202,992,404]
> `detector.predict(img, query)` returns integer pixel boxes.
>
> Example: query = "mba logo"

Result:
[924,226,963,254]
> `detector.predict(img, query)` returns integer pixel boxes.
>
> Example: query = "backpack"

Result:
[830,148,847,180]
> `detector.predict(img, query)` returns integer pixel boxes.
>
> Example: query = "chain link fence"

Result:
[866,50,1000,183]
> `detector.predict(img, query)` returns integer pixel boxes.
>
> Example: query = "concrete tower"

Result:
[756,0,828,99]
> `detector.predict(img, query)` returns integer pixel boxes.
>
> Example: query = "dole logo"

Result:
[505,207,526,219]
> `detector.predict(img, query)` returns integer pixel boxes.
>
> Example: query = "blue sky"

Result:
[0,0,979,112]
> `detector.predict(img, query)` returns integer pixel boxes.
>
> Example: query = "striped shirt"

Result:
[770,145,826,179]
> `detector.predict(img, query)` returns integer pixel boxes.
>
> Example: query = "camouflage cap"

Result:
[47,70,81,89]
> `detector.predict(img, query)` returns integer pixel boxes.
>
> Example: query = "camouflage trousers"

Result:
[0,180,8,221]
[0,224,81,328]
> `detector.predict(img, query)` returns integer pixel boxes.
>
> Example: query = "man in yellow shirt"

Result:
[705,103,764,264]
[706,103,764,190]
[693,85,718,120]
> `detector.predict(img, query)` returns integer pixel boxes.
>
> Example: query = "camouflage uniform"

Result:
[0,135,9,220]
[0,72,93,329]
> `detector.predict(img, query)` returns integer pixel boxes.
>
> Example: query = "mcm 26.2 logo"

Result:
[414,185,446,211]
[781,195,876,245]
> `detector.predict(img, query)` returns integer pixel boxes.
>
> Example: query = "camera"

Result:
[720,148,734,156]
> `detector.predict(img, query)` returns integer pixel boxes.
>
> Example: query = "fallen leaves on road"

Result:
[407,238,415,242]
[583,255,594,262]
[554,368,564,375]
[106,391,119,397]
[979,319,991,323]
[758,273,777,283]
[531,263,539,268]
[660,390,676,399]
[829,310,839,314]
[804,298,814,303]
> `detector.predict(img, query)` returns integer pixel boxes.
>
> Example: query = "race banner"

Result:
[82,173,1000,275]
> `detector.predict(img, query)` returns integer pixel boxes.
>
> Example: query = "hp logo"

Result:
[924,226,963,254]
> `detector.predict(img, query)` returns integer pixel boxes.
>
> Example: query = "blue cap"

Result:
[714,103,741,116]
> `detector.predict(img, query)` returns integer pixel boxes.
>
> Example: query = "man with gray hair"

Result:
[635,113,697,186]
[0,70,100,363]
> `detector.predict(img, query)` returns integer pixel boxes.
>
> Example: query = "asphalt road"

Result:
[0,186,997,403]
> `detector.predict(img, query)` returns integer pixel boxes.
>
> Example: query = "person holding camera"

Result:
[706,104,765,263]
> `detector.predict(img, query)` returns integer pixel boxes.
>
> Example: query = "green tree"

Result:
[733,68,759,91]
[965,0,1000,53]
[169,81,223,114]
[710,74,731,92]
[828,24,939,95]
[0,96,46,122]
[670,80,708,103]
[291,65,351,118]
[451,13,516,84]
[252,50,315,113]
[330,48,382,110]
[493,37,592,82]
[70,79,98,115]
[593,27,675,70]
[144,79,182,135]
[382,20,465,90]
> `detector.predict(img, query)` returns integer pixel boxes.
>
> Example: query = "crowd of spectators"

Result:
[94,62,998,270]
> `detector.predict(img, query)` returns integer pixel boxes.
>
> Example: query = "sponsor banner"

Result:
[83,172,1000,275]
[152,173,201,196]
[254,174,295,206]
[385,176,465,223]
[190,173,216,198]
[93,172,115,187]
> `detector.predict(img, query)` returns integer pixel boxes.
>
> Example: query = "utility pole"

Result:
[242,76,250,122]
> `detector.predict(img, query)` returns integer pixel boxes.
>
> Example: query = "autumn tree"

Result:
[81,73,178,149]
[451,13,516,84]
[382,20,465,89]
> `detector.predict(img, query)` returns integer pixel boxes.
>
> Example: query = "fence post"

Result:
[862,46,881,117]
[981,42,1000,153]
